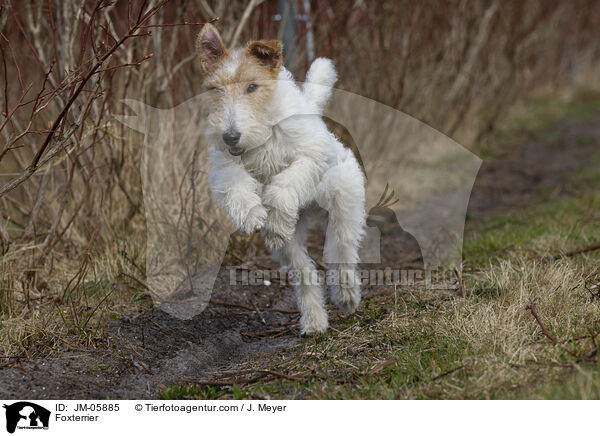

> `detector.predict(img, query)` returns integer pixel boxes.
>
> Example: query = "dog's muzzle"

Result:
[222,130,243,155]
[228,146,244,156]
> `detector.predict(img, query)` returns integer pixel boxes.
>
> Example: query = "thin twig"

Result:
[261,369,305,381]
[229,0,263,47]
[432,364,466,380]
[366,357,397,376]
[526,302,557,345]
[553,243,600,260]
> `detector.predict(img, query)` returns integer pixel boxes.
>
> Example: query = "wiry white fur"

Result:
[207,58,365,335]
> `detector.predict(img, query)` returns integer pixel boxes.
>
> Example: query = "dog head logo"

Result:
[116,33,481,319]
[3,402,50,433]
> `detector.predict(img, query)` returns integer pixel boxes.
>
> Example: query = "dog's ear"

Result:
[247,40,282,70]
[197,24,227,74]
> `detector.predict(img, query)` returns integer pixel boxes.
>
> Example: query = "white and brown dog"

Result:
[198,24,366,334]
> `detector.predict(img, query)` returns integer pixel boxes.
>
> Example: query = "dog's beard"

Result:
[246,125,275,150]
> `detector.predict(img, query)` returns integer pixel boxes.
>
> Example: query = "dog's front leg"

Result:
[208,149,267,234]
[262,157,325,250]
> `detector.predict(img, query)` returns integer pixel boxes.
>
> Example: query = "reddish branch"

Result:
[526,302,558,345]
[29,0,170,169]
[0,1,216,199]
[554,243,600,260]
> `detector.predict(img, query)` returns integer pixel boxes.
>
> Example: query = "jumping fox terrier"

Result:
[197,24,366,334]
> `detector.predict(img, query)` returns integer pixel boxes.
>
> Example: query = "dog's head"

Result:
[197,24,282,156]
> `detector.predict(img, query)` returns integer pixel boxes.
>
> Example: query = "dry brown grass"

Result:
[446,259,599,395]
[174,256,599,399]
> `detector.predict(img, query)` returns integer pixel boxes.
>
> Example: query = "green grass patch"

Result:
[464,189,600,269]
[478,90,600,158]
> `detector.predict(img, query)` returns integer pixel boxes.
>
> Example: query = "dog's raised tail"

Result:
[303,57,337,113]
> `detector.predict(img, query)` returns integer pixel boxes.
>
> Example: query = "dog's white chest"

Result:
[241,139,290,184]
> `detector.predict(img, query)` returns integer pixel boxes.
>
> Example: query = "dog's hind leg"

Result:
[318,151,366,313]
[281,211,328,334]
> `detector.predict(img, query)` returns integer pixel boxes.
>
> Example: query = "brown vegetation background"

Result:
[1,0,599,325]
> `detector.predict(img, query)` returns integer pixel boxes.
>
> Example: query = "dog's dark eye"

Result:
[246,83,259,94]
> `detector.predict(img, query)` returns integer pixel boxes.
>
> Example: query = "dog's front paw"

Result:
[263,208,295,250]
[262,183,298,216]
[240,204,267,234]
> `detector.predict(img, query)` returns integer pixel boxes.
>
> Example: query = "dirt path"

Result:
[1,112,598,399]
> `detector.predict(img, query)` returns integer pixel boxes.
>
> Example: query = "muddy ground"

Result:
[0,112,598,399]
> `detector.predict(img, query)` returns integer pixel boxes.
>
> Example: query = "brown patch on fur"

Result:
[324,118,367,178]
[247,40,283,71]
[197,24,228,74]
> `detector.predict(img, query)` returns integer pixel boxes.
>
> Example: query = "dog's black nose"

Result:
[222,130,241,147]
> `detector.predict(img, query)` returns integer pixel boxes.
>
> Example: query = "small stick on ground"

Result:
[121,272,149,290]
[261,369,305,381]
[251,299,267,325]
[432,364,466,381]
[181,369,303,388]
[547,243,600,260]
[526,302,558,345]
[366,358,397,376]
